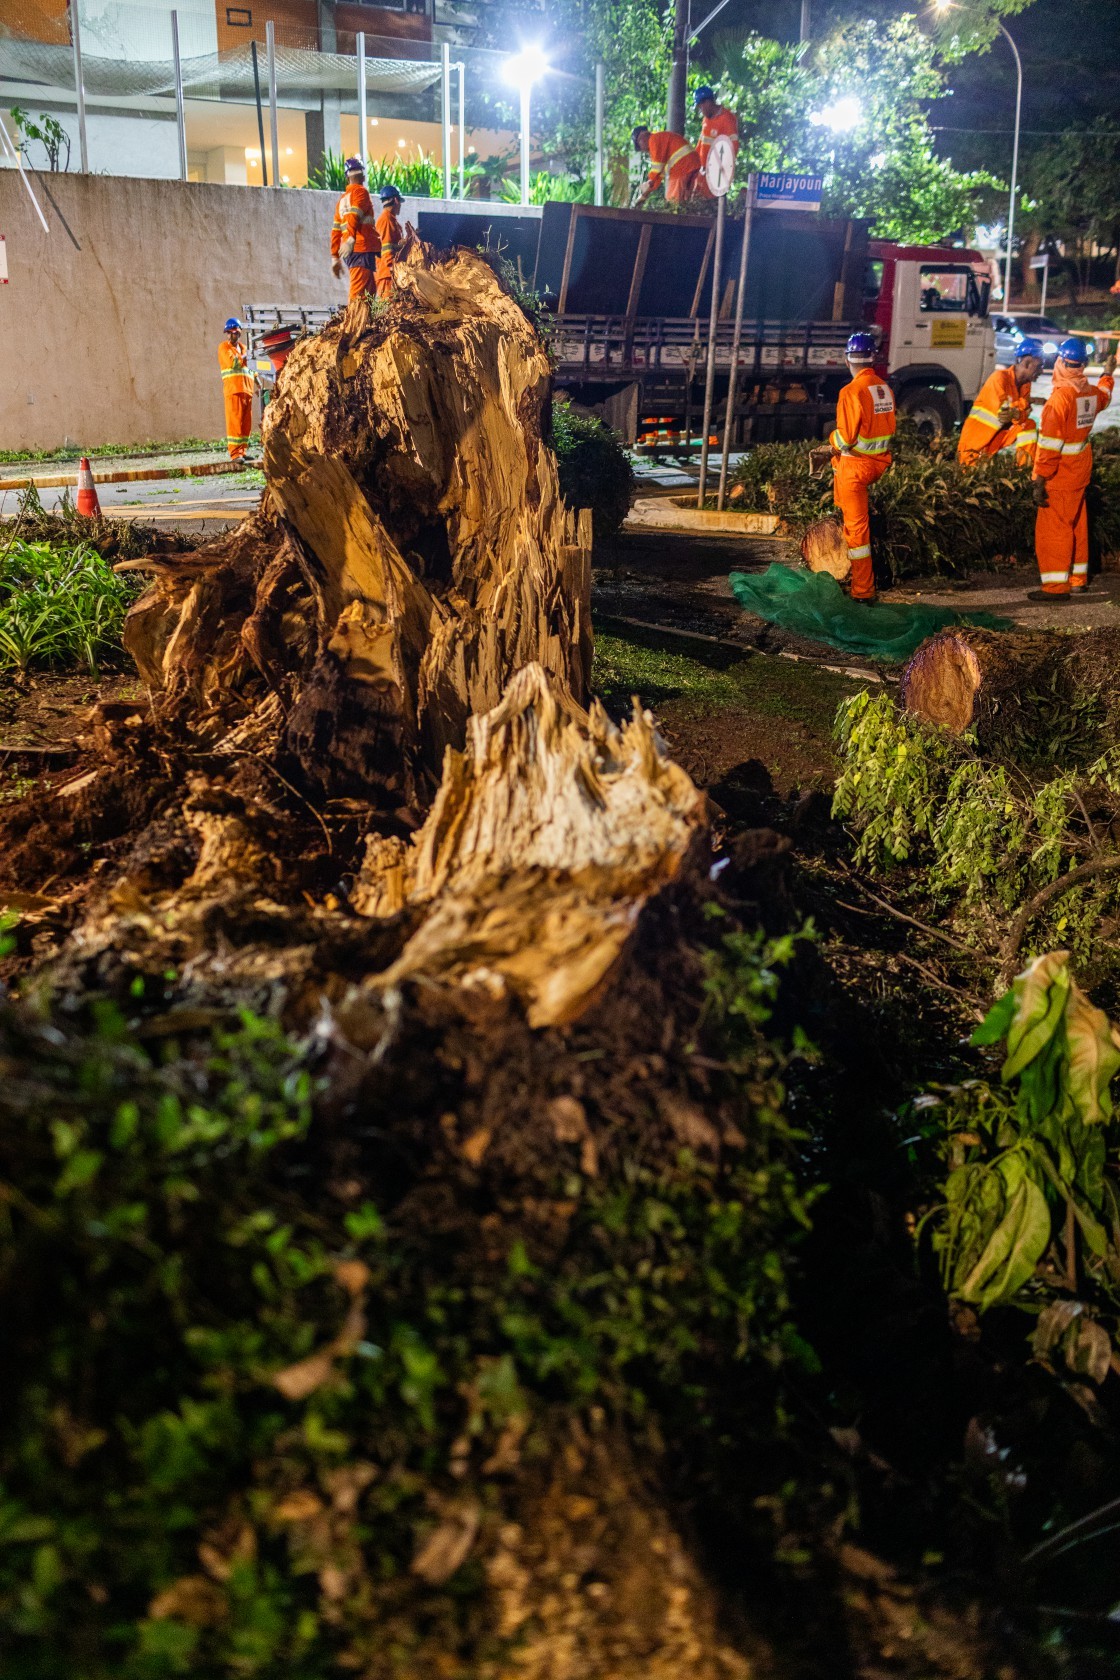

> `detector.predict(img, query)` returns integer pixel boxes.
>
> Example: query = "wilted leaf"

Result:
[273,1490,327,1523]
[1064,984,1120,1125]
[148,1574,228,1626]
[411,1504,481,1585]
[273,1348,337,1402]
[1064,1315,1113,1385]
[1002,953,1070,1081]
[1032,1298,1082,1359]
[959,1175,1051,1308]
[334,1260,370,1297]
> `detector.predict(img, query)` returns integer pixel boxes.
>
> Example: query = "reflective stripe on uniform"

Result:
[848,543,871,559]
[1062,439,1088,453]
[1037,434,1064,451]
[968,405,1002,431]
[1072,563,1089,575]
[1039,569,1071,583]
[666,142,695,169]
[851,436,891,455]
[830,429,848,451]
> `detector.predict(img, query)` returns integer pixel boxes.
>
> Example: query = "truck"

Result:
[246,198,996,448]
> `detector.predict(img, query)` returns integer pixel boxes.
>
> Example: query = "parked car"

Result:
[993,313,1096,369]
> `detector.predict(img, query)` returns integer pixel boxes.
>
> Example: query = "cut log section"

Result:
[347,662,707,1027]
[901,625,1120,745]
[118,237,593,802]
[800,517,850,582]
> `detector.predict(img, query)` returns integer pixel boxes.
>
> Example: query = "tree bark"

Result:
[900,625,1120,747]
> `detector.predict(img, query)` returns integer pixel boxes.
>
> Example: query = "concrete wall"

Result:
[0,173,538,451]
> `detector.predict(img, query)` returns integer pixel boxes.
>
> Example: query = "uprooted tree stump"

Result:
[800,516,850,582]
[901,624,1120,750]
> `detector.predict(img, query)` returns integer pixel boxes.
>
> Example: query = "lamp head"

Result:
[504,44,549,89]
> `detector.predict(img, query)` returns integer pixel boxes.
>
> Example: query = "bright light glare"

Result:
[810,95,862,133]
[931,0,954,12]
[504,44,549,89]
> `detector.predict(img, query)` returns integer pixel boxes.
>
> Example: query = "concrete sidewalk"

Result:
[0,448,254,491]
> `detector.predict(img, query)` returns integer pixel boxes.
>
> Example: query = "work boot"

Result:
[851,595,877,606]
[1026,589,1070,602]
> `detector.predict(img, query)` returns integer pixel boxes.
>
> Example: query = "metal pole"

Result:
[999,21,1022,308]
[71,0,89,173]
[170,11,188,182]
[519,81,530,206]
[441,42,452,201]
[717,176,755,510]
[594,62,604,207]
[0,114,51,232]
[697,190,726,507]
[799,0,811,44]
[357,31,367,165]
[266,19,280,187]
[457,61,465,198]
[1040,254,1048,317]
[668,0,688,133]
[250,41,268,186]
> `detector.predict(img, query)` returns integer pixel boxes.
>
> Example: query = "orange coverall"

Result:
[957,364,1037,465]
[830,366,896,601]
[218,338,253,460]
[331,183,379,302]
[646,130,705,204]
[1032,363,1114,593]
[698,106,739,169]
[375,203,402,299]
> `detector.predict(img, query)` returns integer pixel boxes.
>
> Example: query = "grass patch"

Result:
[0,438,232,465]
[0,538,140,677]
[593,627,861,730]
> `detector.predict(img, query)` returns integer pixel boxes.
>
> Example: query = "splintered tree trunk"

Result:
[800,517,850,582]
[901,626,1120,744]
[119,236,593,804]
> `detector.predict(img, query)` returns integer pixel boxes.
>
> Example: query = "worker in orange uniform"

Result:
[330,155,379,303]
[632,126,707,206]
[374,184,404,300]
[1029,336,1116,598]
[830,331,895,603]
[958,337,1043,465]
[218,317,254,461]
[693,85,738,170]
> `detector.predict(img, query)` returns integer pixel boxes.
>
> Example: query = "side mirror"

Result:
[968,273,991,318]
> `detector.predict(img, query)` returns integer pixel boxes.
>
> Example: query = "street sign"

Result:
[705,133,736,197]
[755,172,823,213]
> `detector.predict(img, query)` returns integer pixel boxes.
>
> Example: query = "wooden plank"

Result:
[625,223,653,322]
[690,223,715,320]
[557,205,580,315]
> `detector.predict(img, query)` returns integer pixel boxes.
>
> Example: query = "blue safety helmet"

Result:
[224,317,241,331]
[378,184,402,203]
[1058,336,1088,365]
[1013,335,1043,362]
[344,156,365,175]
[846,331,877,363]
[693,84,716,105]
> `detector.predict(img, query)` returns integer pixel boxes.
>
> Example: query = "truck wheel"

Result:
[896,386,955,439]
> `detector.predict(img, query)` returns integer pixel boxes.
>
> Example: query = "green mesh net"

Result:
[728,565,1011,664]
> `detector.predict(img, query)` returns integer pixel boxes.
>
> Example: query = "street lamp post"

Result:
[999,20,1022,308]
[504,46,548,207]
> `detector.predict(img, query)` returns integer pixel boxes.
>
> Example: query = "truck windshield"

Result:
[918,266,972,312]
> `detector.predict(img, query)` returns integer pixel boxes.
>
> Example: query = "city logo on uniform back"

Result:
[870,384,894,414]
[1076,395,1097,430]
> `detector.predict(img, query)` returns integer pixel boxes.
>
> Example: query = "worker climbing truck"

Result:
[533,202,996,447]
[246,198,995,447]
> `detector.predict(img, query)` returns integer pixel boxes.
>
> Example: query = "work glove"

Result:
[996,400,1016,425]
[340,237,355,263]
[331,258,343,279]
[1031,477,1049,508]
[1104,351,1117,376]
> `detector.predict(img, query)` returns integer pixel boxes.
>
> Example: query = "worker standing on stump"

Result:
[218,317,254,461]
[632,126,707,205]
[330,156,379,303]
[1030,337,1116,599]
[830,332,895,604]
[694,86,739,170]
[957,338,1043,465]
[375,185,404,299]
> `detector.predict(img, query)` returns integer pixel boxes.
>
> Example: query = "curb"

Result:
[0,459,253,492]
[626,495,780,536]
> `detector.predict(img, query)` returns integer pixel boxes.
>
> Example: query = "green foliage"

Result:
[0,532,140,676]
[729,429,1045,582]
[498,170,594,205]
[305,149,348,191]
[0,921,820,1673]
[550,400,634,536]
[0,439,222,466]
[923,953,1120,1383]
[9,106,70,173]
[832,691,1120,967]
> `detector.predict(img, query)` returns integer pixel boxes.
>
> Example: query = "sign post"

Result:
[1030,253,1049,318]
[717,173,756,510]
[697,132,735,508]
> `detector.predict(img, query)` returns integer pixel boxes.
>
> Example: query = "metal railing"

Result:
[550,315,856,379]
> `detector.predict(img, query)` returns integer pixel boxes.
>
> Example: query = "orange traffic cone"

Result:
[75,457,101,518]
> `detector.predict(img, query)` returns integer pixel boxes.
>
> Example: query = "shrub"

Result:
[550,401,635,537]
[0,534,140,676]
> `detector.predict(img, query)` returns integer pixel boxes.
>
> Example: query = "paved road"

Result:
[0,469,262,538]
